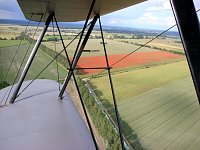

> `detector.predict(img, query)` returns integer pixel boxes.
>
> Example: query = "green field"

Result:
[0,25,25,39]
[119,77,199,150]
[0,41,67,84]
[0,24,44,39]
[116,38,183,52]
[0,40,28,47]
[90,61,190,101]
[90,59,200,149]
[43,38,158,57]
[44,35,77,40]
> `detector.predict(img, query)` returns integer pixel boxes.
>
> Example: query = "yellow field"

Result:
[117,38,183,51]
[43,38,158,57]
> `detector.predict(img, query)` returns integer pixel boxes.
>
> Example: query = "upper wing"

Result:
[17,0,146,22]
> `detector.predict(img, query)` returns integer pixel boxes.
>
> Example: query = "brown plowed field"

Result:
[76,51,184,74]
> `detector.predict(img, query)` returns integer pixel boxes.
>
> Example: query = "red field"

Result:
[76,51,184,74]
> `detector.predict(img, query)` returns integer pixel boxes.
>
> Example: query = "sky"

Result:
[0,0,199,30]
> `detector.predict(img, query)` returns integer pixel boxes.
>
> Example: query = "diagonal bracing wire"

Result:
[3,15,43,105]
[52,19,61,91]
[14,18,99,149]
[70,0,97,70]
[0,14,34,106]
[16,23,90,98]
[53,14,99,150]
[17,20,92,99]
[57,0,98,99]
[94,8,200,78]
[99,17,125,150]
[12,6,99,148]
[95,24,176,77]
[1,14,33,87]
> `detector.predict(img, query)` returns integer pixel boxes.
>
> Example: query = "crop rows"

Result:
[119,78,200,150]
[0,43,67,84]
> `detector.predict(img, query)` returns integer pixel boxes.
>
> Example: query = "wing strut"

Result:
[53,14,99,150]
[170,0,200,104]
[9,13,54,103]
[58,15,98,98]
[98,17,126,150]
[59,0,97,98]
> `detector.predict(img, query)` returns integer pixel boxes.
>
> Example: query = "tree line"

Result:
[120,40,185,55]
[21,32,70,71]
[77,78,143,150]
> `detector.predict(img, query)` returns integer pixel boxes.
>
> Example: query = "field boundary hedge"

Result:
[78,78,143,150]
[22,32,70,70]
[119,40,185,55]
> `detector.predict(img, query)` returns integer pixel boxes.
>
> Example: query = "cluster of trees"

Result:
[77,78,143,150]
[113,35,127,39]
[120,40,185,55]
[0,37,7,40]
[112,34,147,39]
[11,37,25,40]
[43,35,77,41]
[15,32,26,40]
[112,34,168,40]
[21,32,70,71]
[110,34,159,40]
[150,45,184,55]
[77,77,122,149]
[0,81,9,89]
[39,44,70,69]
[134,35,144,39]
[174,40,182,43]
[45,37,59,42]
[143,36,166,39]
[90,35,102,39]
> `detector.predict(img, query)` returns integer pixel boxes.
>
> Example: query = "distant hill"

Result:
[0,19,179,38]
[0,19,35,26]
[0,19,83,28]
[95,26,179,38]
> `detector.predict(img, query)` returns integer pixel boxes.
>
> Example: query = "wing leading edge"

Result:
[17,0,146,22]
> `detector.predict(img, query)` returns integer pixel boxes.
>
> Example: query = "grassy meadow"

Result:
[0,40,28,47]
[0,25,25,39]
[116,38,183,52]
[89,59,200,149]
[43,38,158,57]
[119,77,200,150]
[0,42,67,84]
[90,61,190,101]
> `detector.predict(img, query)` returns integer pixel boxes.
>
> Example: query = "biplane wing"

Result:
[0,80,96,150]
[17,0,146,22]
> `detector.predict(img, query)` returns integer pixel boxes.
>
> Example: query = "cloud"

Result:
[132,12,175,29]
[165,16,176,27]
[194,0,200,9]
[102,9,176,30]
[104,16,136,26]
[136,12,160,26]
[146,1,171,12]
[0,0,18,11]
[108,19,118,24]
[163,1,171,10]
[0,10,16,19]
[0,0,24,19]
